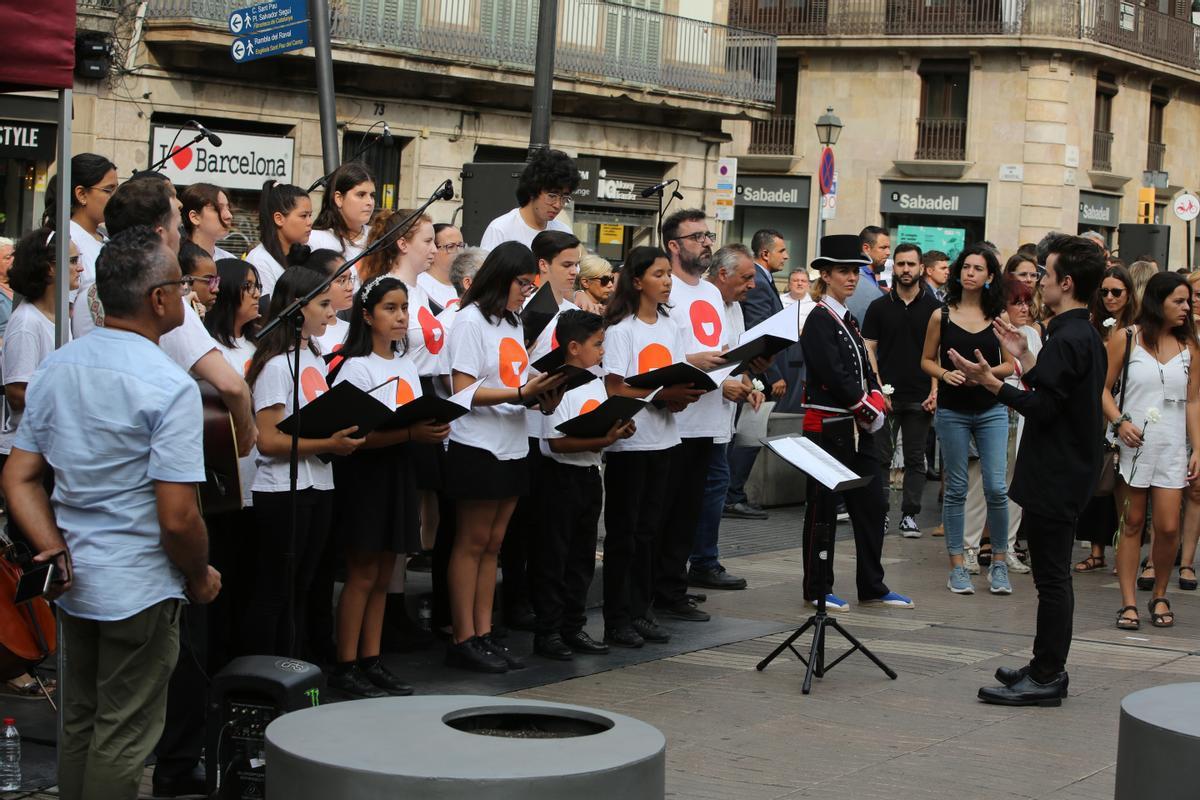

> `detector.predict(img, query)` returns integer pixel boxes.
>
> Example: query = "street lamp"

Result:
[814,106,843,256]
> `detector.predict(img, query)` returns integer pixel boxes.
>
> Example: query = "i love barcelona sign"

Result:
[149,126,294,191]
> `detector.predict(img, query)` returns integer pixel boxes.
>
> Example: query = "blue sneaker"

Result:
[862,591,915,608]
[948,565,975,594]
[989,562,1013,595]
[809,593,849,612]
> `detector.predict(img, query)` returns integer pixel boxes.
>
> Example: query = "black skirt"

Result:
[1076,493,1118,545]
[444,440,529,500]
[332,444,421,554]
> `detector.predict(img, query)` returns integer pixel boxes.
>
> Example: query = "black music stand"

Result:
[755,421,897,694]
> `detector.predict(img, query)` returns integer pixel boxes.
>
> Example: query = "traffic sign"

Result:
[818,147,835,195]
[229,0,306,35]
[714,157,738,222]
[231,19,310,63]
[1173,192,1200,222]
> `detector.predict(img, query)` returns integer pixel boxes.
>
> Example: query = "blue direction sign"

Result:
[228,0,306,35]
[231,19,310,63]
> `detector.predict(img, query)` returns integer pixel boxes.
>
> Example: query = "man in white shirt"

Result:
[480,149,578,250]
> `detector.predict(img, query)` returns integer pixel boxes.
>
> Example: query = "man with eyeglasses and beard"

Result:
[481,149,579,251]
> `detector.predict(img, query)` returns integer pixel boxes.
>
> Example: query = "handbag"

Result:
[1095,327,1133,496]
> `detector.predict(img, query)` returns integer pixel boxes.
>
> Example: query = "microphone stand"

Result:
[256,179,453,658]
[306,120,390,193]
[143,132,206,174]
[649,179,681,246]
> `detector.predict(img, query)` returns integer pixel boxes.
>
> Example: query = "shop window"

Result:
[916,60,969,160]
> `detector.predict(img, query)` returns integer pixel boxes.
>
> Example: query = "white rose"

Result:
[1145,407,1162,425]
[751,378,765,392]
[881,384,895,396]
[1103,317,1116,328]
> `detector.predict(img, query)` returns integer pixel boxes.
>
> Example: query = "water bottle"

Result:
[0,717,20,791]
[416,595,433,632]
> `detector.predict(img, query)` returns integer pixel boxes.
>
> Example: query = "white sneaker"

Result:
[899,515,921,538]
[963,547,980,575]
[1006,552,1031,574]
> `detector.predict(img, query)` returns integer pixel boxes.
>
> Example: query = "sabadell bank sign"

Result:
[150,126,294,191]
[880,181,987,219]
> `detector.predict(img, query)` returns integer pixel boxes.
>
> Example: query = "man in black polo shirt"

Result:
[949,234,1105,707]
[862,242,941,538]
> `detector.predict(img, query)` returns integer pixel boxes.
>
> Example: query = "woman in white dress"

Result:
[245,180,312,297]
[308,162,375,275]
[1104,272,1200,629]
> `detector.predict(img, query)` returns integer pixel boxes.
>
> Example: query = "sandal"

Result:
[1116,605,1140,630]
[978,543,993,568]
[1074,554,1107,573]
[1149,597,1175,628]
[1180,566,1198,591]
[1137,558,1155,591]
[2,672,55,698]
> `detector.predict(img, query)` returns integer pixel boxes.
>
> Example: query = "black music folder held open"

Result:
[276,382,395,440]
[555,395,649,438]
[624,361,717,392]
[382,394,471,429]
[718,334,794,375]
[520,281,559,347]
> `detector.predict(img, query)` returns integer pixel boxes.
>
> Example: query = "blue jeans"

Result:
[691,441,730,571]
[934,405,1009,557]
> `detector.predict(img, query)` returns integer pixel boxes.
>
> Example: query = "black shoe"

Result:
[479,632,526,670]
[151,764,207,798]
[723,502,768,520]
[978,673,1067,707]
[407,551,434,572]
[632,616,671,643]
[604,625,645,648]
[533,632,574,660]
[360,658,414,696]
[686,592,708,603]
[445,636,509,673]
[655,598,711,622]
[562,629,609,654]
[994,666,1069,697]
[327,664,390,699]
[688,566,748,590]
[504,599,538,632]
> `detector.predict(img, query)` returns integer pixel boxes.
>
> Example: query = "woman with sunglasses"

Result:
[1074,265,1138,575]
[575,253,614,308]
[418,223,464,311]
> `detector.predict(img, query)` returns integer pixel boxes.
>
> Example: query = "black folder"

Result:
[624,361,717,391]
[530,345,567,374]
[521,365,597,407]
[717,334,793,375]
[275,382,394,440]
[520,282,559,347]
[555,395,649,438]
[380,394,471,429]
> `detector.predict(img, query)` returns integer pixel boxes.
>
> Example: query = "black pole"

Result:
[528,0,558,156]
[310,0,340,175]
[286,318,302,657]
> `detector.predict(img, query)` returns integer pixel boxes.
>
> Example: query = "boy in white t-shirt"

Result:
[533,311,635,661]
[479,149,578,251]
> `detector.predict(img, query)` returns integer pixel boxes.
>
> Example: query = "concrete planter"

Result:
[1115,682,1200,800]
[265,695,665,799]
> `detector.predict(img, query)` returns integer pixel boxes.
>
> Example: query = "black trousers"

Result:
[877,402,933,516]
[500,439,542,614]
[206,507,256,673]
[801,427,890,602]
[152,599,206,783]
[531,460,602,635]
[603,449,670,628]
[242,488,333,658]
[655,438,712,608]
[1022,509,1077,682]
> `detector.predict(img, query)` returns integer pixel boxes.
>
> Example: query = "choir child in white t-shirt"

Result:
[243,268,365,658]
[308,163,374,274]
[600,246,704,649]
[245,180,312,298]
[444,242,564,674]
[328,276,450,698]
[299,249,354,362]
[419,223,463,311]
[532,310,635,661]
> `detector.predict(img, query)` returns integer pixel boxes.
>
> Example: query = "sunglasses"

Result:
[588,274,614,286]
[1100,288,1125,298]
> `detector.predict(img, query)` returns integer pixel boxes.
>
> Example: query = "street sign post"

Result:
[231,19,310,63]
[228,0,306,35]
[1174,192,1200,269]
[714,157,737,222]
[229,0,311,64]
[818,147,835,195]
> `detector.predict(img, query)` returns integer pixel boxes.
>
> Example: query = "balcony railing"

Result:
[145,0,777,104]
[728,0,1200,71]
[1147,140,1166,172]
[1092,129,1113,172]
[915,117,966,160]
[749,114,796,154]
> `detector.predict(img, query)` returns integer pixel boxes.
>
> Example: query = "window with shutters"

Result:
[603,0,664,81]
[479,0,539,61]
[356,0,422,47]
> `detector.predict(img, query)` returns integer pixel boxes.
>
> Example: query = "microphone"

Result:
[435,179,454,201]
[641,179,677,198]
[381,122,393,147]
[185,120,222,147]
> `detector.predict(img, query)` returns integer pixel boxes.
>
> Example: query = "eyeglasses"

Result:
[89,185,116,196]
[515,276,537,293]
[673,231,717,244]
[186,274,221,292]
[542,191,572,207]
[437,242,467,253]
[332,274,354,288]
[1100,288,1125,298]
[147,278,192,297]
[241,281,262,295]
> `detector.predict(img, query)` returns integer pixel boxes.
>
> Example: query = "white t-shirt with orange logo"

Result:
[539,378,608,469]
[447,303,529,461]
[404,281,448,378]
[332,350,423,411]
[668,277,731,441]
[252,348,335,492]
[601,314,683,453]
[216,336,258,507]
[524,295,577,437]
[417,271,460,312]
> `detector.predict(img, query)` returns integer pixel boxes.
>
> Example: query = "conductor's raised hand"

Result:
[409,420,451,444]
[946,348,993,386]
[992,317,1029,359]
[327,425,367,456]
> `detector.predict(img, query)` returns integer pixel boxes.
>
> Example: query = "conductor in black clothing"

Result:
[949,234,1105,707]
[800,235,914,611]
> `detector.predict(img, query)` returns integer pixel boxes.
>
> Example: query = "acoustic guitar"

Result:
[198,381,243,516]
